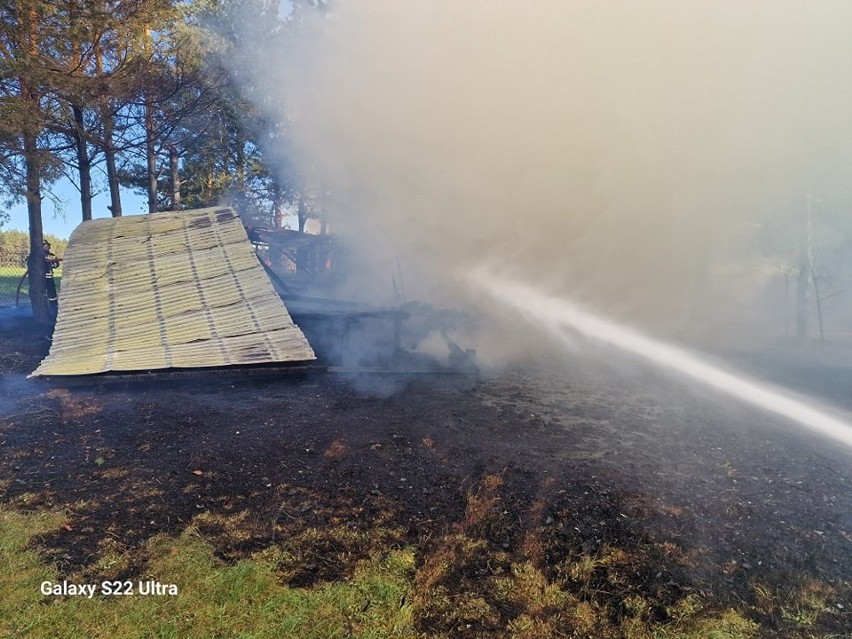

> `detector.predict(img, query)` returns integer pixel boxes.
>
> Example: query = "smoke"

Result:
[231,1,852,353]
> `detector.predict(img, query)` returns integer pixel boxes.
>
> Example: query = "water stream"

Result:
[469,267,852,451]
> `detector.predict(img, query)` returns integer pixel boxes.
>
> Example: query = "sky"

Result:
[3,184,148,239]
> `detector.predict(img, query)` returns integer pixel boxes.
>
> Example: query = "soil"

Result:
[1,306,850,637]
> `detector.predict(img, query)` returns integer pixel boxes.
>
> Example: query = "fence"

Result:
[0,250,29,306]
[0,249,63,307]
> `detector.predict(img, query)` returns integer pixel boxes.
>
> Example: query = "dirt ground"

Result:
[1,306,850,637]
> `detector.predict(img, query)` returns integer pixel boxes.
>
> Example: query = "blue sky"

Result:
[4,182,148,239]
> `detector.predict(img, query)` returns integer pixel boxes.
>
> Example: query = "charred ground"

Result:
[0,308,850,638]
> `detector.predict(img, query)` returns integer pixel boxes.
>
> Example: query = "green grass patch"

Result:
[652,610,759,639]
[0,265,27,277]
[0,499,822,639]
[408,478,768,639]
[0,271,62,299]
[0,508,416,639]
[0,272,27,297]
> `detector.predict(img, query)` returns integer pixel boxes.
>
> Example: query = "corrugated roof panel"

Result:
[31,206,315,377]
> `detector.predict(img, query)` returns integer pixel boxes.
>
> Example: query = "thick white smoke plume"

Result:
[233,1,852,350]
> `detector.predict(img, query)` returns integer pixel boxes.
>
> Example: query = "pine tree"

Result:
[0,1,68,322]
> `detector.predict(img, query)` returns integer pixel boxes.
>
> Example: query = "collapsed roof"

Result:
[31,206,315,377]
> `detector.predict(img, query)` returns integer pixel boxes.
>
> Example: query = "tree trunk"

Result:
[104,119,122,217]
[24,130,50,324]
[95,42,121,217]
[795,199,812,343]
[20,7,50,323]
[72,104,92,221]
[297,195,307,233]
[168,144,180,210]
[271,182,284,228]
[100,82,121,217]
[146,93,157,213]
[319,179,328,234]
[104,148,122,216]
[235,130,245,190]
[68,3,91,222]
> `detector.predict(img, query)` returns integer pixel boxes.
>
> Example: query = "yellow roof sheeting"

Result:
[31,207,315,377]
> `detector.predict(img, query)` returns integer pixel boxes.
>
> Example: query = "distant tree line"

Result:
[0,0,323,321]
[0,229,67,257]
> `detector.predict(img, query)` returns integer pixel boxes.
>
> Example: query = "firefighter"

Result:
[43,240,60,316]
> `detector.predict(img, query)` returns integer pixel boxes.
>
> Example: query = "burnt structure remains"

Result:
[33,208,475,381]
[247,224,476,374]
